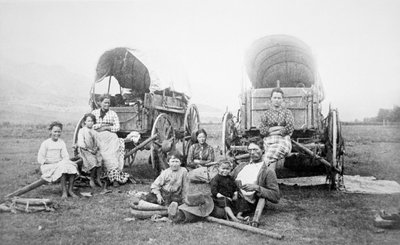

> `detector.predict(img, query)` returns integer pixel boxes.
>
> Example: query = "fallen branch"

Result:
[5,179,47,200]
[205,216,283,240]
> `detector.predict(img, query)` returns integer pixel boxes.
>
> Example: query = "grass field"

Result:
[0,124,399,245]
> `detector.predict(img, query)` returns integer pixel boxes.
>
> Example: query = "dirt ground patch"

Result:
[0,124,399,244]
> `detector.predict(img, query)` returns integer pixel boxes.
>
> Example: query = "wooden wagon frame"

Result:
[72,47,201,173]
[221,36,345,189]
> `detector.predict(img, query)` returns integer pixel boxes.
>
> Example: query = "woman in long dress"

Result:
[186,129,217,183]
[259,88,294,170]
[92,94,129,185]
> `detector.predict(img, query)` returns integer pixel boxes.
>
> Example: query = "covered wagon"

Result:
[222,35,345,189]
[73,47,200,173]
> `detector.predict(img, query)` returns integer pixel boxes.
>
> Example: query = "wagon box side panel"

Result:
[144,93,186,130]
[110,106,148,133]
[249,88,313,130]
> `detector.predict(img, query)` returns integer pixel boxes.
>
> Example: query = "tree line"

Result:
[363,105,400,123]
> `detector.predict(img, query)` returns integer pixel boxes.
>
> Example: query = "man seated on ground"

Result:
[211,139,280,221]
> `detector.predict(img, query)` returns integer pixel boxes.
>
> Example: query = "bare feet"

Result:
[236,214,250,222]
[230,217,242,223]
[61,193,68,199]
[96,178,103,187]
[89,179,96,188]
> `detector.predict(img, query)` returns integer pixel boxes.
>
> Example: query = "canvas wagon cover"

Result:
[245,35,317,88]
[95,47,190,96]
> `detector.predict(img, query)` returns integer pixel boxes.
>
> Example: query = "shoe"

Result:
[380,210,400,221]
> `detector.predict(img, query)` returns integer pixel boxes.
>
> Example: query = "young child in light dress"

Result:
[77,113,103,188]
[37,121,79,198]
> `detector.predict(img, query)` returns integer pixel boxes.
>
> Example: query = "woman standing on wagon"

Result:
[259,87,294,170]
[92,94,129,186]
[186,129,217,183]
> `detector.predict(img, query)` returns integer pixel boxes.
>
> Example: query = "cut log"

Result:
[130,200,168,211]
[130,208,168,219]
[206,216,283,240]
[12,205,52,213]
[12,198,53,206]
[0,203,11,212]
[5,179,47,199]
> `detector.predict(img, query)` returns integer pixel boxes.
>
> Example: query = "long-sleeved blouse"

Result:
[186,143,215,169]
[92,109,120,133]
[259,106,294,137]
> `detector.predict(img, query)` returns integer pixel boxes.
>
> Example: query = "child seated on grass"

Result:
[210,160,242,222]
[143,151,188,206]
[37,121,79,199]
[77,113,103,188]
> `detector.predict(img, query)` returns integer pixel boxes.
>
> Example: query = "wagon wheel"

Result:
[72,116,85,157]
[183,104,200,161]
[150,113,175,175]
[222,111,236,156]
[326,109,345,190]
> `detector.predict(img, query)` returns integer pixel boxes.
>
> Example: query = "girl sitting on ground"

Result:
[186,129,217,183]
[77,113,103,188]
[143,151,188,206]
[37,121,79,199]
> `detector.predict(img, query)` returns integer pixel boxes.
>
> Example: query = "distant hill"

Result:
[0,60,225,124]
[196,103,224,124]
[0,60,91,124]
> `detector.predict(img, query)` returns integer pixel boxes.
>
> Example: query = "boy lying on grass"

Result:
[143,151,187,206]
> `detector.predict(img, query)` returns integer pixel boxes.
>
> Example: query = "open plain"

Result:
[0,123,399,245]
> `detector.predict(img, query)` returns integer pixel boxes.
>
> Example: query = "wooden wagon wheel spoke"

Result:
[72,116,85,157]
[327,109,345,190]
[183,104,200,161]
[222,112,235,156]
[150,113,176,175]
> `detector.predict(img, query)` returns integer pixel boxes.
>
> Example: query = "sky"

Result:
[0,0,399,121]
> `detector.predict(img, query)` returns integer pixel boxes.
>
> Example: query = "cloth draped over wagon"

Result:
[244,35,324,101]
[94,47,191,102]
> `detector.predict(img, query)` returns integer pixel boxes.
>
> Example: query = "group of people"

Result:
[141,87,294,222]
[37,88,295,223]
[37,95,130,198]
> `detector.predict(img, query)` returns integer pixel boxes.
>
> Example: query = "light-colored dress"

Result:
[37,138,78,182]
[92,109,125,171]
[77,127,102,173]
[92,109,129,183]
